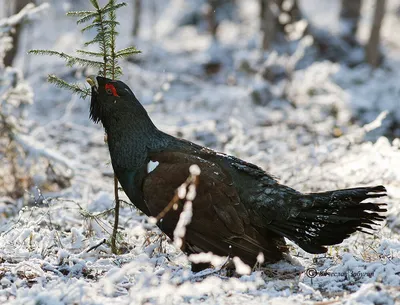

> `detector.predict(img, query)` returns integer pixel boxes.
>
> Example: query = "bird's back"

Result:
[141,146,288,266]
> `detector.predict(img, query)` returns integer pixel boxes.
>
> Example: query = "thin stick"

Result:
[111,175,120,254]
[155,174,199,222]
[155,192,180,222]
[110,0,119,254]
[86,238,107,253]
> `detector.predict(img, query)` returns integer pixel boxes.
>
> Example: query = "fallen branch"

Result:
[86,239,107,253]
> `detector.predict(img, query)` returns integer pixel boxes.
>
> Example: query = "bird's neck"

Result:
[103,113,171,171]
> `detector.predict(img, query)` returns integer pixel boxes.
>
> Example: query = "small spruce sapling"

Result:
[29,0,140,254]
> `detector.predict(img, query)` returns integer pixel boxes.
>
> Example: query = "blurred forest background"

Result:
[1,0,400,199]
[0,0,394,67]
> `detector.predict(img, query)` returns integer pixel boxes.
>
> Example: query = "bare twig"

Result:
[111,175,120,254]
[154,168,199,222]
[155,192,180,222]
[86,239,107,253]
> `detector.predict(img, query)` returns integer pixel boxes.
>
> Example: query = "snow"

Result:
[147,160,159,173]
[1,0,400,304]
[189,164,201,176]
[232,257,252,275]
[344,283,395,305]
[173,200,193,249]
[188,252,227,267]
[0,3,49,30]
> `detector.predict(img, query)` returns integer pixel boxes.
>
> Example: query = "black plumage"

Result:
[87,76,387,270]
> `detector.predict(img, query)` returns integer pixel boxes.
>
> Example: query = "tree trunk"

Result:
[132,0,141,37]
[207,0,219,38]
[4,0,34,67]
[260,0,266,30]
[260,0,275,50]
[340,0,362,39]
[366,0,386,67]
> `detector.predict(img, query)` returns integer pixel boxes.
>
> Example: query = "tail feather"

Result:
[268,185,387,254]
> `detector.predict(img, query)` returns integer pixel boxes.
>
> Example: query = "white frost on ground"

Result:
[1,0,400,304]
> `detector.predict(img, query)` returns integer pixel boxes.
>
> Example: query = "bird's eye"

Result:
[104,83,119,97]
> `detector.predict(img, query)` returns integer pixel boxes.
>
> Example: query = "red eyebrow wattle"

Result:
[105,83,119,97]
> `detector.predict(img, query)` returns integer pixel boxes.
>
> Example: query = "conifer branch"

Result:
[102,3,127,16]
[89,0,100,9]
[28,49,71,60]
[75,13,99,25]
[29,50,103,69]
[67,57,104,68]
[107,0,120,254]
[47,75,91,99]
[81,20,117,33]
[94,3,109,76]
[29,49,104,69]
[109,0,118,79]
[29,0,140,255]
[65,10,94,17]
[76,50,104,57]
[115,47,141,58]
[74,3,125,25]
[83,36,105,47]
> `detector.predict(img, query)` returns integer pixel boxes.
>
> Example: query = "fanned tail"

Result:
[268,185,387,253]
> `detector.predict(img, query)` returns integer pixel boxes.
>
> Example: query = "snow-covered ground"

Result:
[1,0,400,304]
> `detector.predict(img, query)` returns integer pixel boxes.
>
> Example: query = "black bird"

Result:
[87,76,387,270]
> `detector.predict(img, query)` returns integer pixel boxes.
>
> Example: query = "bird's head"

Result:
[86,75,143,124]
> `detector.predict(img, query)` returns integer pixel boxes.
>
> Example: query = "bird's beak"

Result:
[86,76,98,91]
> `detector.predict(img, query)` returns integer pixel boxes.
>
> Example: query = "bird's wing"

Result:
[142,150,286,263]
[191,148,301,228]
[204,152,387,254]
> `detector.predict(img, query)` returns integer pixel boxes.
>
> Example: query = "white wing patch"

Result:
[147,161,159,173]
